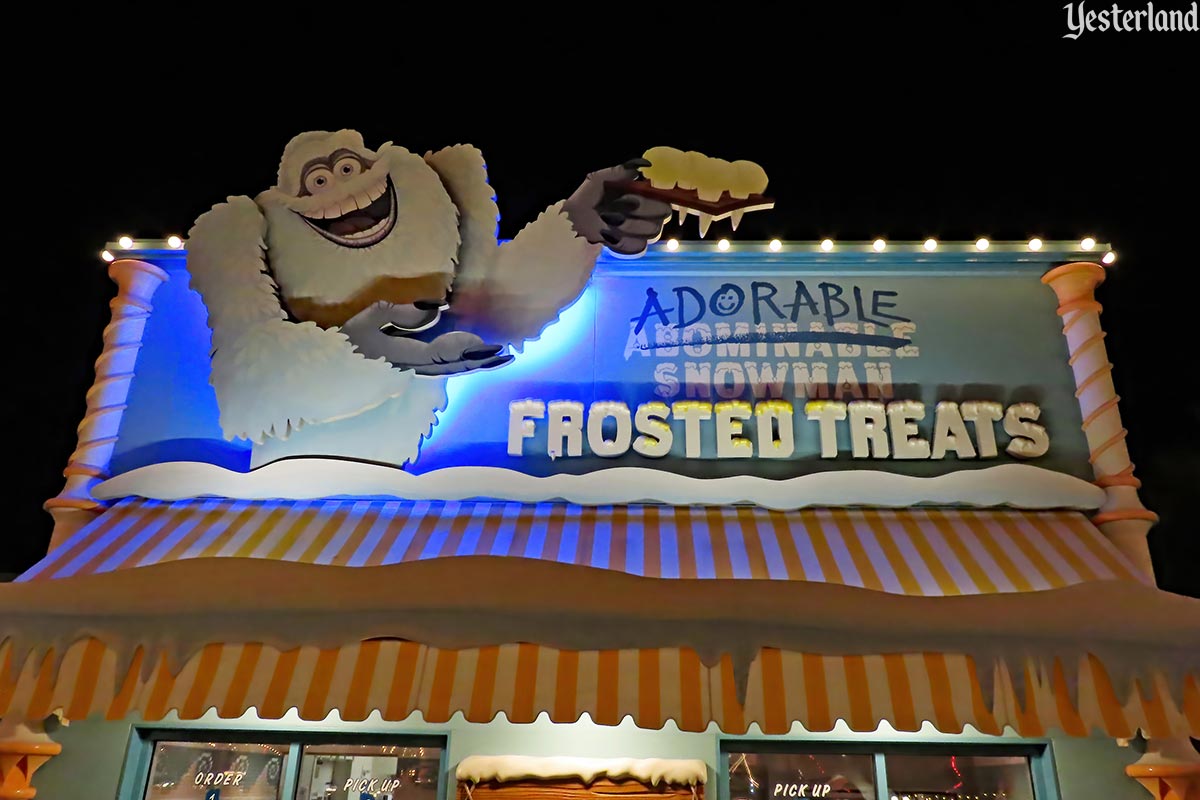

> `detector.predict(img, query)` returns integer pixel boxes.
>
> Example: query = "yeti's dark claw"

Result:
[413,298,448,311]
[480,355,515,370]
[464,344,503,359]
[562,162,671,258]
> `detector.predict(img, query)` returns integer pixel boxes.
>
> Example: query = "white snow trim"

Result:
[94,461,1105,509]
[456,756,707,787]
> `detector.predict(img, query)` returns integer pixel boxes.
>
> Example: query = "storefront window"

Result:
[144,740,288,799]
[884,753,1034,800]
[728,751,876,800]
[725,746,1040,800]
[295,743,443,800]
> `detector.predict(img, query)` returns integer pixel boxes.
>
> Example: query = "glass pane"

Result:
[295,743,442,800]
[884,753,1035,800]
[144,740,288,799]
[728,751,876,800]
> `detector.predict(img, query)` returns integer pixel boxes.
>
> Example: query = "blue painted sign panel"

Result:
[112,252,1088,482]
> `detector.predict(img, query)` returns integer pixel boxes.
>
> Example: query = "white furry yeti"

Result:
[187,130,669,467]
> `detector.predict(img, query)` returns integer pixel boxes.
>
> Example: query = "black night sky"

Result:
[9,7,1198,595]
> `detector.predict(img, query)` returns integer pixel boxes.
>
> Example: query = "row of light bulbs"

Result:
[100,234,1115,265]
[101,234,184,262]
[665,236,1115,263]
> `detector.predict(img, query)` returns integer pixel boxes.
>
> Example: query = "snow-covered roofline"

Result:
[456,756,707,787]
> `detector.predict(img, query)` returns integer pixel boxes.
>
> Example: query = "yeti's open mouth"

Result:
[298,177,397,248]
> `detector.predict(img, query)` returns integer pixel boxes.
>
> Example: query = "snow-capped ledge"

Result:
[94,461,1105,510]
[456,756,707,787]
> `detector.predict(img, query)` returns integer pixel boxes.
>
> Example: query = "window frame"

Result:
[118,728,448,800]
[717,738,1060,800]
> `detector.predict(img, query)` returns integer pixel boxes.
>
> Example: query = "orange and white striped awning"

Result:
[8,500,1184,738]
[20,498,1144,594]
[2,638,1195,738]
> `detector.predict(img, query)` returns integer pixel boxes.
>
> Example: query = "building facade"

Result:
[2,134,1197,800]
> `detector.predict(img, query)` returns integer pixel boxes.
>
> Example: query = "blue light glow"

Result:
[419,286,597,456]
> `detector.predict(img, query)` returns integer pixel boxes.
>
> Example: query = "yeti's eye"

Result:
[334,157,362,178]
[303,167,334,194]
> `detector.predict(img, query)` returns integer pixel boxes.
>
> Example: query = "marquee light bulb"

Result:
[117,235,134,250]
[1028,238,1043,251]
[717,238,731,252]
[820,239,834,252]
[1080,236,1096,250]
[665,238,679,251]
[768,239,782,252]
[100,250,115,262]
[1102,251,1117,265]
[923,238,938,252]
[976,238,990,251]
[167,235,184,249]
[873,238,887,252]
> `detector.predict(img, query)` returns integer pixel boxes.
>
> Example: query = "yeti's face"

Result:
[280,147,397,249]
[255,130,461,307]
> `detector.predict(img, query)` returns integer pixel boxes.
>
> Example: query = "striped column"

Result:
[0,719,61,799]
[44,259,168,552]
[1125,738,1200,800]
[1042,262,1156,580]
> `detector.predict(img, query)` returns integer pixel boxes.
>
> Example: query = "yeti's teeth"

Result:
[367,180,387,201]
[347,217,386,239]
[730,210,745,231]
[310,206,329,220]
[697,213,714,238]
[338,198,358,217]
[677,206,689,224]
[354,191,374,210]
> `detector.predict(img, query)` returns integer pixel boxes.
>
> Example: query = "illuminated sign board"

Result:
[95,130,1092,505]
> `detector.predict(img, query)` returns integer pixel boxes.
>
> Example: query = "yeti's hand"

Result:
[562,159,673,257]
[341,303,514,375]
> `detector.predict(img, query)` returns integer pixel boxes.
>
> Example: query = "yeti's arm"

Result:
[187,196,415,443]
[425,145,600,350]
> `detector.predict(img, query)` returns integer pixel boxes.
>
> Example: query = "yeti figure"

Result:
[187,130,669,466]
